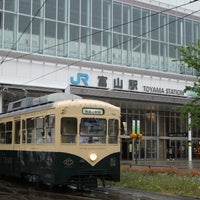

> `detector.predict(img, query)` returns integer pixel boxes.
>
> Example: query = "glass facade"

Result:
[121,106,200,160]
[0,0,199,75]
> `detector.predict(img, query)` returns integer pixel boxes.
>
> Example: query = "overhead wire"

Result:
[0,0,48,64]
[0,0,199,85]
[22,7,200,85]
[1,0,198,65]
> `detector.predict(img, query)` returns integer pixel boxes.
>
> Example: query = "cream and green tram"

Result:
[0,93,121,188]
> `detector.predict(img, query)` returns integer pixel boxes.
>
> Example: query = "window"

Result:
[4,13,15,48]
[133,7,141,36]
[36,117,44,144]
[81,0,89,26]
[108,119,118,144]
[23,115,55,144]
[61,117,77,143]
[103,0,111,29]
[151,11,159,40]
[19,0,31,14]
[32,0,43,17]
[81,27,90,58]
[160,14,167,42]
[45,0,56,19]
[123,5,131,34]
[92,0,101,29]
[15,121,20,144]
[32,18,42,52]
[113,2,122,33]
[70,0,80,24]
[0,1,3,9]
[169,16,176,44]
[80,118,106,143]
[142,9,150,38]
[22,119,26,143]
[0,123,5,144]
[27,118,34,143]
[177,18,183,45]
[5,121,12,144]
[69,25,79,58]
[58,0,66,21]
[92,29,101,61]
[57,22,67,56]
[45,115,55,143]
[45,20,56,55]
[5,0,15,11]
[185,20,192,45]
[18,15,30,51]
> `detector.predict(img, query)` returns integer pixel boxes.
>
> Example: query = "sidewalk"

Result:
[121,159,200,170]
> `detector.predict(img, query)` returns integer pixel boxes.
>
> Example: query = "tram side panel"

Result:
[0,149,13,177]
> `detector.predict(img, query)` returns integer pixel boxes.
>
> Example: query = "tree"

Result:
[175,40,200,127]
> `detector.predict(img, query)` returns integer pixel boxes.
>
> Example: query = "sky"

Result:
[142,0,200,11]
[159,0,200,10]
[160,0,199,10]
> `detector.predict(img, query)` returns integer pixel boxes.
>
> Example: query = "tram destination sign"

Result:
[82,108,104,115]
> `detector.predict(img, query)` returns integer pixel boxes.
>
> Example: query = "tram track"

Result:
[0,179,112,200]
[0,178,198,200]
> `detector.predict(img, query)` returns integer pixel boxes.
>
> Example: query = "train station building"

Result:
[0,0,200,160]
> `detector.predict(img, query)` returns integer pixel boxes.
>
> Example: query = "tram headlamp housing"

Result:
[90,153,97,162]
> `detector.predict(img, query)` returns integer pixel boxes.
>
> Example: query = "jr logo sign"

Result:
[70,73,89,86]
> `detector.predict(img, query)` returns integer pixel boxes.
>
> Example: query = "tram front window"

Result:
[80,118,106,143]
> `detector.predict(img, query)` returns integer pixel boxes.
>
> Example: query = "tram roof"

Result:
[6,93,82,113]
[1,93,119,118]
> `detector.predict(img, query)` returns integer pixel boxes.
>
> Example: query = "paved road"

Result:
[108,187,200,200]
[121,159,200,170]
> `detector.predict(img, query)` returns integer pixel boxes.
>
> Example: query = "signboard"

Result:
[68,68,188,97]
[82,108,104,115]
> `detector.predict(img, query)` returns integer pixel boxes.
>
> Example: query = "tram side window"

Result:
[22,119,26,143]
[0,123,5,144]
[36,117,44,144]
[14,120,20,144]
[5,121,12,144]
[45,115,55,143]
[61,117,77,143]
[108,119,119,144]
[27,118,34,143]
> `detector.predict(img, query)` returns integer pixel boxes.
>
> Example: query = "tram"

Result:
[0,93,121,188]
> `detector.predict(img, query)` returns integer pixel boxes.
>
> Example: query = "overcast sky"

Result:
[157,0,200,11]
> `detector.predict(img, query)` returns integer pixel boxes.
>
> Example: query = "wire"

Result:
[0,0,198,65]
[0,0,48,64]
[22,7,200,85]
[0,0,199,86]
[29,0,200,54]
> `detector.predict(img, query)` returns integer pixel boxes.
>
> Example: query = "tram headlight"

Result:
[90,153,97,162]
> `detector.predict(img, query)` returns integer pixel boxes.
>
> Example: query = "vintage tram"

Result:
[0,93,121,188]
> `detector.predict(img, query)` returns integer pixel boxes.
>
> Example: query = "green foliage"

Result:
[111,171,200,198]
[175,40,200,128]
